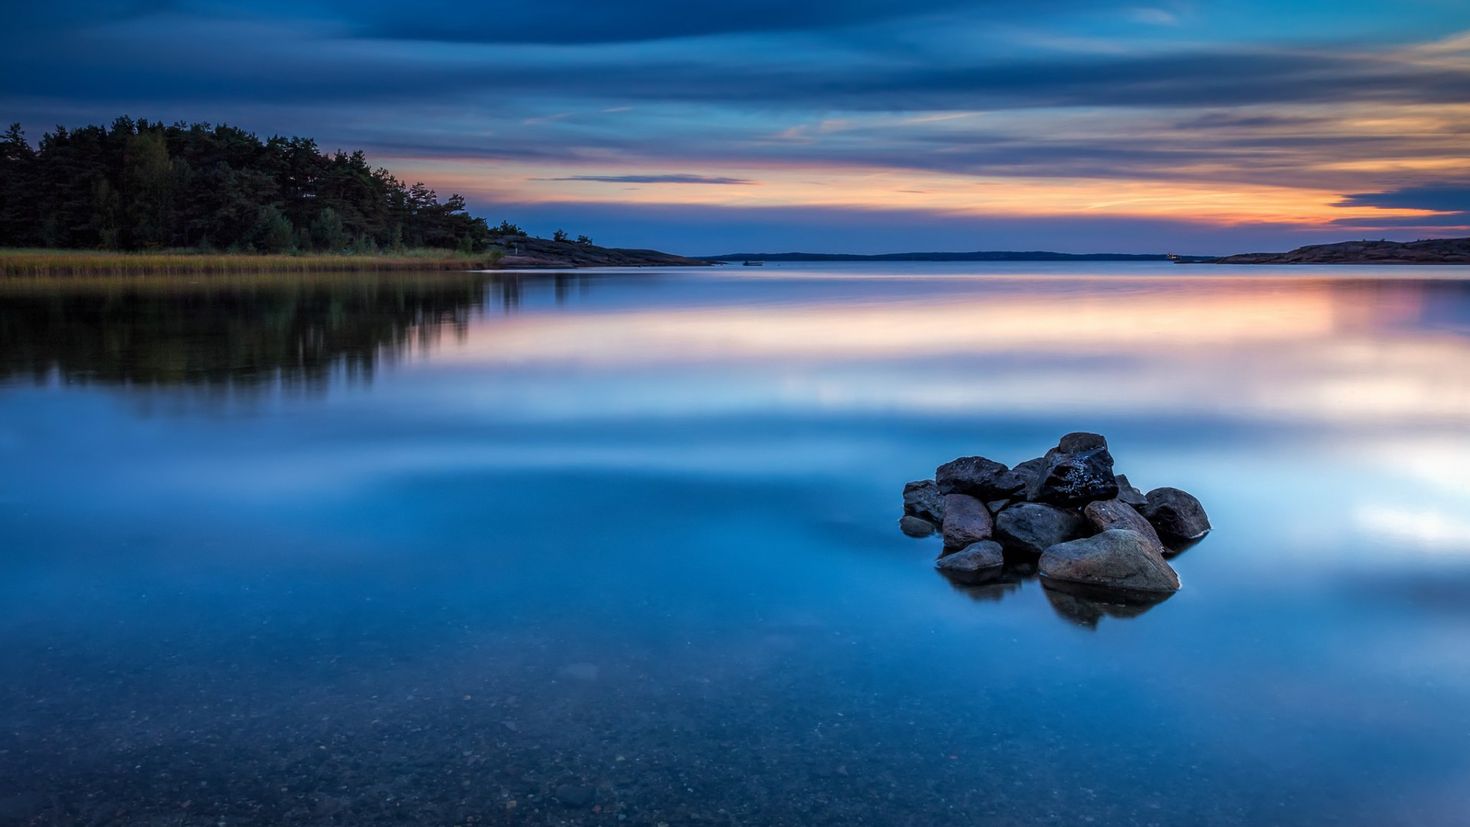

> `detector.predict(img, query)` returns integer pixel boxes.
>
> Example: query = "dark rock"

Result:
[994,502,1087,557]
[1141,487,1212,545]
[1038,529,1180,594]
[902,479,945,524]
[935,540,1005,584]
[1084,498,1164,551]
[1115,474,1147,508]
[1010,457,1046,499]
[941,493,993,550]
[1030,432,1118,505]
[935,456,1026,499]
[899,515,937,538]
[985,498,1010,514]
[1058,432,1107,453]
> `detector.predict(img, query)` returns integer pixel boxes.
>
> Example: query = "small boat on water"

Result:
[742,260,765,266]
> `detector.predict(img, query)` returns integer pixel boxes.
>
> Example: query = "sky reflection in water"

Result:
[1,264,1469,825]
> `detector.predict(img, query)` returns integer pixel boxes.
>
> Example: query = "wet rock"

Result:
[902,479,946,524]
[1039,529,1180,594]
[1141,487,1212,546]
[899,515,937,538]
[1115,474,1147,508]
[994,502,1087,557]
[935,456,1026,499]
[935,540,1005,584]
[1029,432,1119,505]
[941,493,993,550]
[1083,498,1163,551]
[985,498,1010,514]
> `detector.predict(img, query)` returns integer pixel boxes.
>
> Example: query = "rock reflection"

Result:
[0,271,586,390]
[1041,581,1174,629]
[939,564,1027,603]
[939,559,1173,627]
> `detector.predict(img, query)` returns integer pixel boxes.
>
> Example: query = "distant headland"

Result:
[1210,237,1470,265]
[0,118,701,275]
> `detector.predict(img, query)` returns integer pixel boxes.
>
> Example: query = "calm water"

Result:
[2,263,1469,826]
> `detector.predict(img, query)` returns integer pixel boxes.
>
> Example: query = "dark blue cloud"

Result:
[1339,185,1470,214]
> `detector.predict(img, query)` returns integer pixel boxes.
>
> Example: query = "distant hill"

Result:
[498,236,705,268]
[1215,237,1470,265]
[705,251,1171,262]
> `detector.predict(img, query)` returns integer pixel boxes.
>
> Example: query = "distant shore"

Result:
[1210,237,1470,265]
[0,241,705,277]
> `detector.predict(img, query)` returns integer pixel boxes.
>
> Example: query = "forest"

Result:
[0,117,512,253]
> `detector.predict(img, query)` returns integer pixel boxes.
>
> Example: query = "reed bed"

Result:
[0,249,503,277]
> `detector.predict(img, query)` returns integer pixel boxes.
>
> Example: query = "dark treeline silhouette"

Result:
[0,117,500,253]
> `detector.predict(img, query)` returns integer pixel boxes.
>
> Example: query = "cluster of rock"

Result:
[901,433,1210,599]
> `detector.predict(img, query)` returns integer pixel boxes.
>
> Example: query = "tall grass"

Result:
[0,248,504,277]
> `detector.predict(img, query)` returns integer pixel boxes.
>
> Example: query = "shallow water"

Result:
[2,263,1469,825]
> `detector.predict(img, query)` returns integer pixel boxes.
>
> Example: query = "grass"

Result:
[0,248,505,277]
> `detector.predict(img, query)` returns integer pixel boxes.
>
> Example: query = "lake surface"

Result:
[2,263,1469,825]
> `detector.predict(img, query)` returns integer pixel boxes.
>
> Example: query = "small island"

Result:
[902,433,1210,612]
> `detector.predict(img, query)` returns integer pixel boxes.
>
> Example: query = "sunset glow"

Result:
[6,2,1468,253]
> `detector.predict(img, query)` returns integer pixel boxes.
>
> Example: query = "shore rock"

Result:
[899,515,937,538]
[936,456,1026,499]
[903,479,946,524]
[994,502,1087,557]
[1038,529,1180,594]
[941,494,993,550]
[1114,474,1147,508]
[1141,487,1211,545]
[1010,457,1046,499]
[935,540,1005,584]
[1083,498,1164,551]
[1029,432,1119,505]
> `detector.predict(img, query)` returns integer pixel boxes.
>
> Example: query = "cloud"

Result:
[540,174,754,185]
[1339,185,1470,214]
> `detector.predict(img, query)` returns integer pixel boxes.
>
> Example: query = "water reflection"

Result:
[938,559,1173,627]
[1041,580,1174,629]
[0,271,589,390]
[4,264,1470,825]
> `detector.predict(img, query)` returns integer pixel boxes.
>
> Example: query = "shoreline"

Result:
[0,247,706,277]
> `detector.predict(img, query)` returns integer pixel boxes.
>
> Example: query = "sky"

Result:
[4,0,1470,255]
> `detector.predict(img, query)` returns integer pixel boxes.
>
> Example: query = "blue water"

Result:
[2,263,1469,825]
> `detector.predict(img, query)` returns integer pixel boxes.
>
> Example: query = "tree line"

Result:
[0,117,520,253]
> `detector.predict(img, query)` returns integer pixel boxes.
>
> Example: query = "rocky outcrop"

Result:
[935,541,1005,584]
[1038,530,1180,594]
[1213,237,1470,265]
[941,494,993,550]
[900,433,1210,611]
